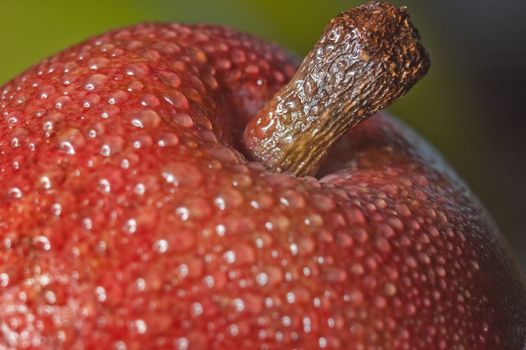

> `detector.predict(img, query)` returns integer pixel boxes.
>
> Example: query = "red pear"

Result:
[0,2,524,349]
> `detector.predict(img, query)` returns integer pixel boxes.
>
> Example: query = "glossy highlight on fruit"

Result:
[0,2,525,349]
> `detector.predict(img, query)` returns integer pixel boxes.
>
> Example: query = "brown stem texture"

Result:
[243,1,431,176]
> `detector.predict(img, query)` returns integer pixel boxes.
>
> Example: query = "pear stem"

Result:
[243,1,430,176]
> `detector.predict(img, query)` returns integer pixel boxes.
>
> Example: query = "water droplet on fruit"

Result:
[163,91,189,110]
[232,298,245,312]
[127,80,144,92]
[286,292,297,304]
[158,71,182,88]
[256,272,269,286]
[129,109,161,129]
[314,194,336,211]
[8,187,23,199]
[153,239,169,254]
[298,236,316,256]
[190,46,208,64]
[175,207,190,221]
[52,203,62,216]
[215,58,231,71]
[131,319,148,334]
[113,340,128,350]
[161,162,202,187]
[0,273,9,288]
[325,267,348,282]
[384,282,397,296]
[100,135,124,157]
[208,146,239,164]
[98,178,111,193]
[223,250,236,264]
[88,56,110,70]
[264,266,283,286]
[57,128,85,155]
[82,218,93,231]
[175,338,189,350]
[44,290,57,304]
[157,132,179,147]
[142,49,161,62]
[85,74,108,91]
[173,113,194,128]
[108,90,128,105]
[125,63,149,77]
[140,94,160,107]
[232,49,246,63]
[281,190,306,208]
[39,176,52,190]
[55,95,71,110]
[123,219,137,234]
[38,85,56,100]
[10,137,20,148]
[191,302,204,317]
[83,94,101,108]
[33,235,51,251]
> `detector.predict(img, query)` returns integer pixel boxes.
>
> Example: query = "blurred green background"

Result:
[1,1,525,269]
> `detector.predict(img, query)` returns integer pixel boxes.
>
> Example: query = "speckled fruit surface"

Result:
[0,21,525,350]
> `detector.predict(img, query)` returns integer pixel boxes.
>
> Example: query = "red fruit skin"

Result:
[0,23,525,349]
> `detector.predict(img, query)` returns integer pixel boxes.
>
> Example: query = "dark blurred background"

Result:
[1,1,524,268]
